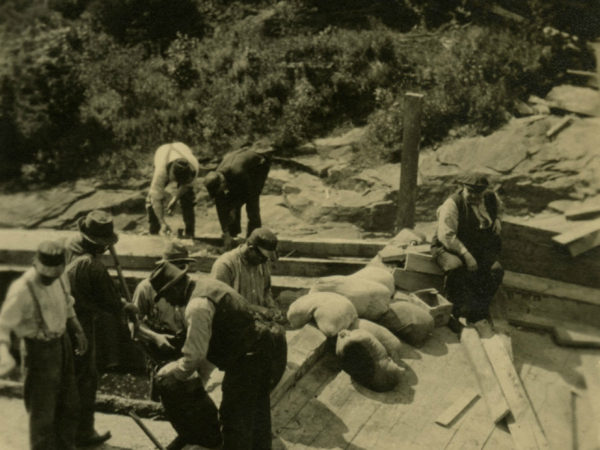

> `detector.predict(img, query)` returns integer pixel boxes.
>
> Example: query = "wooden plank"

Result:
[460,328,511,424]
[482,335,550,449]
[503,271,600,308]
[546,116,573,139]
[551,218,600,256]
[393,268,443,292]
[435,388,480,427]
[192,233,385,258]
[404,251,443,275]
[501,219,600,289]
[565,204,600,221]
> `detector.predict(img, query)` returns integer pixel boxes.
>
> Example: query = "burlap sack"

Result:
[377,300,434,347]
[287,292,358,337]
[310,275,391,321]
[350,266,395,296]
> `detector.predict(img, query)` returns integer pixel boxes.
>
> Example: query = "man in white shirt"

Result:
[150,261,286,450]
[431,174,504,327]
[0,241,87,450]
[147,142,200,238]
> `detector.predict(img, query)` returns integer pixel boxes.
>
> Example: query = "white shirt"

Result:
[148,142,200,201]
[0,268,76,343]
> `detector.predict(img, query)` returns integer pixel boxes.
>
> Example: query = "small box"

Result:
[407,288,452,327]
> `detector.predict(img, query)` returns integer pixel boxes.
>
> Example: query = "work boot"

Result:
[166,435,187,450]
[76,430,111,447]
[446,315,464,335]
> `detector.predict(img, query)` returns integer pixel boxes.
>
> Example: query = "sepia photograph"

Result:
[0,1,599,449]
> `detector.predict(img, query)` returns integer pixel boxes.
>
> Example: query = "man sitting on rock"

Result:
[203,146,271,249]
[431,173,504,329]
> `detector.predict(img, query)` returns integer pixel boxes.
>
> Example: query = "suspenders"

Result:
[25,278,69,341]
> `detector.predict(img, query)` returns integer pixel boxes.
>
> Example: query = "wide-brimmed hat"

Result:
[33,240,65,278]
[459,173,489,194]
[77,210,119,246]
[150,261,188,302]
[248,227,278,261]
[157,241,196,266]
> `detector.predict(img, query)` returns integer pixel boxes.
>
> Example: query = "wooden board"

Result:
[435,388,479,427]
[551,218,600,257]
[565,204,600,221]
[460,328,510,424]
[482,335,550,449]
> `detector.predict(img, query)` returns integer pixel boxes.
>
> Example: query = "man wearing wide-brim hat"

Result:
[149,261,286,450]
[131,241,216,400]
[64,210,125,446]
[431,173,504,330]
[0,240,88,450]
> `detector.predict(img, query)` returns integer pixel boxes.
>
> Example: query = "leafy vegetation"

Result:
[0,0,597,184]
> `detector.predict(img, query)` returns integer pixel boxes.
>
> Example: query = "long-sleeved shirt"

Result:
[0,267,75,344]
[436,191,499,256]
[65,236,122,318]
[132,278,186,334]
[148,142,199,201]
[160,296,215,380]
[210,246,274,307]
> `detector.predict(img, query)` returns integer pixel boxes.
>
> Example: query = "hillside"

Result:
[0,0,598,187]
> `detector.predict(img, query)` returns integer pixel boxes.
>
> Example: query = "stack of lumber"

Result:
[459,326,551,449]
[548,198,600,257]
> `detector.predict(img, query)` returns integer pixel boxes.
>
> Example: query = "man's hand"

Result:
[492,218,502,235]
[166,198,177,215]
[160,222,172,236]
[464,251,478,272]
[0,344,16,377]
[74,330,89,356]
[155,361,180,389]
[154,333,175,351]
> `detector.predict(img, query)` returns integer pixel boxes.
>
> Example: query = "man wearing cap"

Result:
[211,227,283,321]
[203,147,271,249]
[65,210,125,446]
[147,142,200,238]
[150,261,286,450]
[431,173,504,328]
[131,241,211,400]
[0,241,88,450]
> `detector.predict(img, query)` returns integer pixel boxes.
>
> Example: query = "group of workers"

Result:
[0,139,504,450]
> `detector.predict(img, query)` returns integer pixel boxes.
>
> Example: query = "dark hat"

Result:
[248,227,278,261]
[77,210,119,246]
[150,261,188,301]
[34,240,65,278]
[157,241,195,266]
[459,173,489,193]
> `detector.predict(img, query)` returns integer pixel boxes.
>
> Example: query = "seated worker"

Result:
[0,241,88,450]
[132,241,213,400]
[203,146,271,249]
[149,262,286,450]
[147,142,199,238]
[430,173,504,328]
[210,227,284,321]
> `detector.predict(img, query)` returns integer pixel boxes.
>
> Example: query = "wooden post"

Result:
[396,92,423,231]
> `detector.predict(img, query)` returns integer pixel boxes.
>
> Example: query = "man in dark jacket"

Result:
[203,147,271,249]
[150,261,286,450]
[431,174,504,327]
[65,210,125,446]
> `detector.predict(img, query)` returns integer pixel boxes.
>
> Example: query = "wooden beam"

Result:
[565,204,600,221]
[482,335,550,449]
[460,328,510,424]
[551,218,600,257]
[546,116,573,139]
[396,92,423,231]
[435,389,479,427]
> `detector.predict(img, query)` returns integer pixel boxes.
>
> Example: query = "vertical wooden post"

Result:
[396,92,423,231]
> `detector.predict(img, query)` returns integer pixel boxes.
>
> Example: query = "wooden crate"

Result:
[407,288,452,327]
